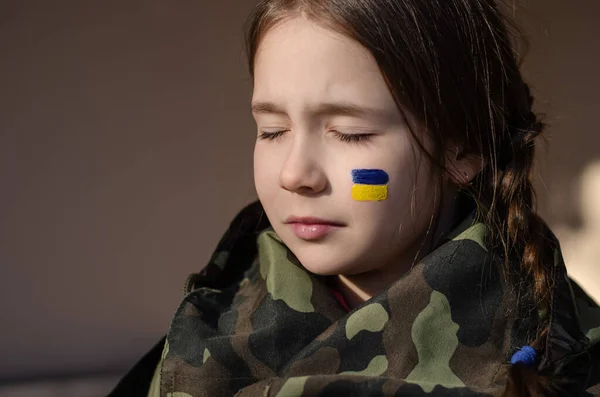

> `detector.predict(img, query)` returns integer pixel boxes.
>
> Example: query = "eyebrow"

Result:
[251,101,386,118]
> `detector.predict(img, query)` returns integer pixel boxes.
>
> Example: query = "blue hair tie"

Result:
[510,346,536,366]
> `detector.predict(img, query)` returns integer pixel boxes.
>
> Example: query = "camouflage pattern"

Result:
[132,201,599,397]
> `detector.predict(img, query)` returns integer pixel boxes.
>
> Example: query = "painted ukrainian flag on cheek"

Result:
[351,169,389,201]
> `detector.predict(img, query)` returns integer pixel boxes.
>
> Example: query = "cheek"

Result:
[253,145,281,202]
[351,150,435,234]
[253,146,270,198]
[387,160,438,231]
[352,171,415,233]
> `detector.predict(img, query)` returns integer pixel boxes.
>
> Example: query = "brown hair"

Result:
[244,0,559,395]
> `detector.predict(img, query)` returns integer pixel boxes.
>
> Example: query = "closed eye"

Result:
[258,130,287,141]
[258,129,375,143]
[332,130,375,144]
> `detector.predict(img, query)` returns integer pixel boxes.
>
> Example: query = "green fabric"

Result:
[339,355,388,376]
[258,231,315,313]
[275,376,309,397]
[345,303,389,340]
[147,339,169,397]
[577,296,600,343]
[451,223,487,251]
[140,201,597,396]
[406,291,464,391]
[202,348,210,364]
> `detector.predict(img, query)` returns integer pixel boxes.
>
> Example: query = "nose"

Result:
[279,135,327,195]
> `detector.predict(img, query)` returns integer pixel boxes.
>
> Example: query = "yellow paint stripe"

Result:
[352,184,388,201]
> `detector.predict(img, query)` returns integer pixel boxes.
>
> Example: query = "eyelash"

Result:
[258,130,287,141]
[332,130,374,144]
[258,130,374,144]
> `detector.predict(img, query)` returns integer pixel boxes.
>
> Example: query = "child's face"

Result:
[251,17,440,276]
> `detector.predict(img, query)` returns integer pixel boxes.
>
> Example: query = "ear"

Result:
[445,147,483,186]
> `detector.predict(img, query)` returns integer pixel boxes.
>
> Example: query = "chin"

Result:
[300,262,343,276]
[276,229,363,275]
[292,250,358,276]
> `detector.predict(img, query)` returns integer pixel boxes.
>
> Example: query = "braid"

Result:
[483,84,556,312]
[488,85,565,396]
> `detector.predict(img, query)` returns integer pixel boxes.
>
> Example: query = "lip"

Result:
[284,216,345,241]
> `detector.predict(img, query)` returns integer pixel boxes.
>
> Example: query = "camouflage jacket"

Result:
[110,201,600,397]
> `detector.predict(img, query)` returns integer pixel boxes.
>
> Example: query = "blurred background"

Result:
[0,1,598,396]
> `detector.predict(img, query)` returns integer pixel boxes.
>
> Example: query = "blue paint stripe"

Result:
[351,169,389,185]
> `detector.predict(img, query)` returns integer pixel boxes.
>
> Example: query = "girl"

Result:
[111,0,599,396]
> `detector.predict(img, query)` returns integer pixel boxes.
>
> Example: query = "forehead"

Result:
[252,17,395,113]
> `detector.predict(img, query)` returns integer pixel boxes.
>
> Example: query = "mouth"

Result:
[283,216,345,241]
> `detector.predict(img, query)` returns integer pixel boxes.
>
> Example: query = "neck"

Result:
[333,189,462,310]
